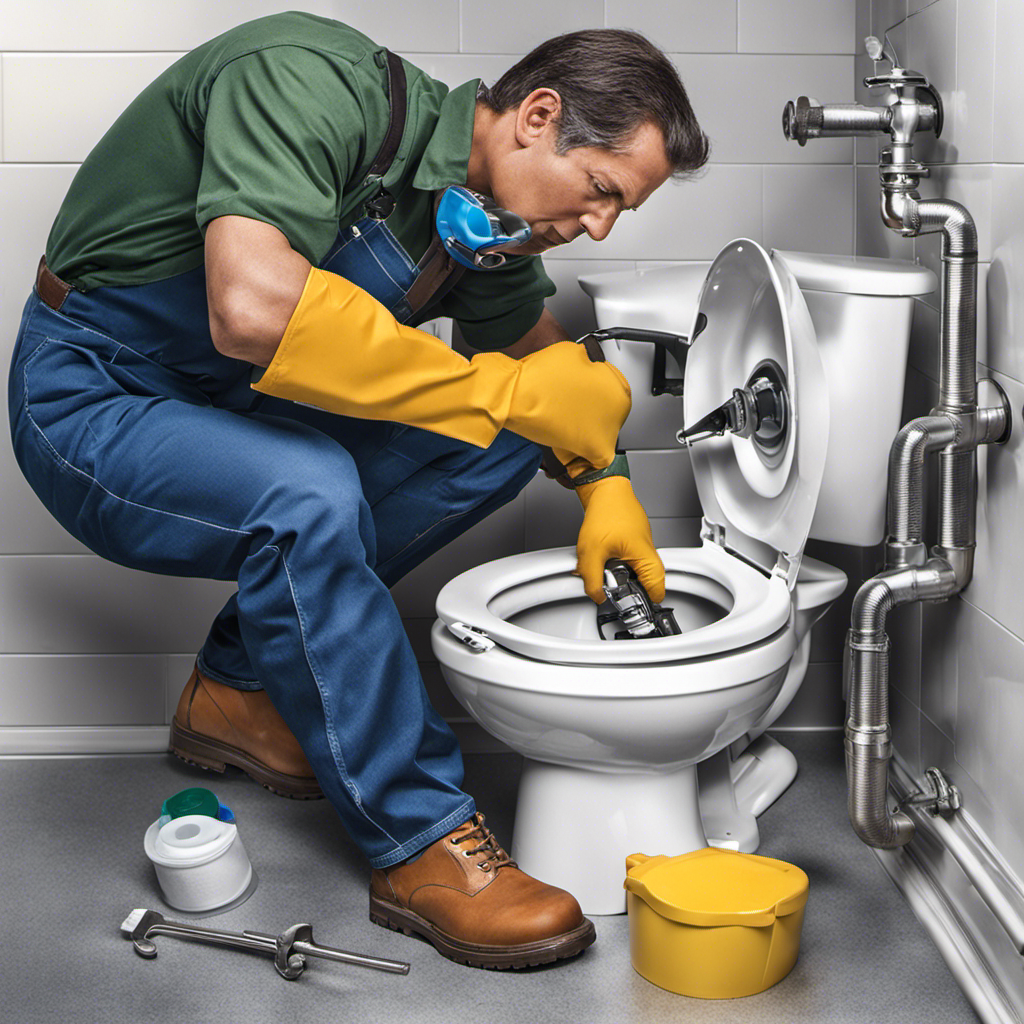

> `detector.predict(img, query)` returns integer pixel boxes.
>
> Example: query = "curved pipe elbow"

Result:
[879,192,979,255]
[849,795,916,849]
[850,568,918,635]
[891,415,958,465]
[880,189,919,235]
[851,559,957,635]
[915,198,978,255]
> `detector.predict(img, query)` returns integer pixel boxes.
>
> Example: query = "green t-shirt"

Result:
[45,12,554,350]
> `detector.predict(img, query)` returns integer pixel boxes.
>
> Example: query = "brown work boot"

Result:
[369,813,595,969]
[170,663,323,800]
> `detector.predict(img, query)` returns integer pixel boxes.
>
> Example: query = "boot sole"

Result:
[169,719,324,800]
[369,892,596,969]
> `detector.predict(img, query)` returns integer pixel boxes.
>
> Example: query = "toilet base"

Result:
[698,734,801,853]
[510,759,707,916]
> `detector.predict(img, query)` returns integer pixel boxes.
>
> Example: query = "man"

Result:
[8,13,708,968]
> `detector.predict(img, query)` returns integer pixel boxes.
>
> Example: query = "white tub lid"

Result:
[684,240,829,588]
[772,249,937,297]
[144,814,238,868]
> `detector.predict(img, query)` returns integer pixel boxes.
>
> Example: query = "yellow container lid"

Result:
[624,848,809,928]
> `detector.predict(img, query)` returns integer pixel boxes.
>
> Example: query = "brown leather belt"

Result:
[36,255,73,312]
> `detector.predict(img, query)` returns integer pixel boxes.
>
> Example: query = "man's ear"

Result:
[514,88,562,148]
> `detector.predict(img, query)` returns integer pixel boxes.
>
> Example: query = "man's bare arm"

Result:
[205,215,311,366]
[499,307,573,360]
[205,215,572,368]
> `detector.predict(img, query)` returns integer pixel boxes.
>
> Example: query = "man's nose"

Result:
[580,206,619,242]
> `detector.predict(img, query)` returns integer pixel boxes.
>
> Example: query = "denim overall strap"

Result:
[321,48,463,325]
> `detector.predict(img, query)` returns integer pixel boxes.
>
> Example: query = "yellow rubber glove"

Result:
[252,267,631,469]
[553,449,666,605]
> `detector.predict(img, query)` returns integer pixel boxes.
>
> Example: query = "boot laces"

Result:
[451,813,515,872]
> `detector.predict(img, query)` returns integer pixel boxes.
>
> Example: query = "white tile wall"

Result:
[955,602,1024,854]
[953,0,996,166]
[0,556,236,653]
[0,1,460,54]
[903,0,956,166]
[460,0,603,54]
[1,654,166,725]
[1,2,863,752]
[604,0,737,54]
[763,165,854,254]
[677,54,855,164]
[993,0,1024,164]
[890,681,921,774]
[920,598,958,740]
[738,0,856,54]
[988,165,1024,383]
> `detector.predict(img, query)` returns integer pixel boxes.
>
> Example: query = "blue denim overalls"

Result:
[6,54,542,868]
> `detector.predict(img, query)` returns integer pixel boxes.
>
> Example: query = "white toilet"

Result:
[431,239,937,914]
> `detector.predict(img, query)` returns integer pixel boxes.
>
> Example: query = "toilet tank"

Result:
[579,250,937,547]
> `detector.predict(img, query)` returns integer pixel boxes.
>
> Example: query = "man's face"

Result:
[489,115,674,256]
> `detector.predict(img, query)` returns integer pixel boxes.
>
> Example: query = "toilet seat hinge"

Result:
[773,552,802,589]
[446,621,496,653]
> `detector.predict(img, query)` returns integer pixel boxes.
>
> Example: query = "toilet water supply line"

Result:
[783,47,1012,848]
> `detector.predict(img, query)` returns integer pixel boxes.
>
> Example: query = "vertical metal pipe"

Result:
[938,253,978,412]
[937,449,976,550]
[885,416,957,559]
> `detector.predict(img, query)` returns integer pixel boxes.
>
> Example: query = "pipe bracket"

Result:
[902,767,962,817]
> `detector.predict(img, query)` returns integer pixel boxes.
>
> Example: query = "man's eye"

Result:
[592,180,610,196]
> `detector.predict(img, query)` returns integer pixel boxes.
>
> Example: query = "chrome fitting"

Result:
[930,545,974,594]
[903,766,962,817]
[977,379,1013,446]
[885,539,929,569]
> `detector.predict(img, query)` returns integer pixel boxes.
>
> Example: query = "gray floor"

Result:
[0,733,978,1024]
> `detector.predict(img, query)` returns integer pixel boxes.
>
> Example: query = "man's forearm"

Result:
[500,307,572,360]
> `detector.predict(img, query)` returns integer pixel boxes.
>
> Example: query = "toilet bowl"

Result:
[432,239,936,914]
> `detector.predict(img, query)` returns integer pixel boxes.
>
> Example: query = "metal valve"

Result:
[678,361,789,452]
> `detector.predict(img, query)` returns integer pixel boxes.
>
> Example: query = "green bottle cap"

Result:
[161,787,220,821]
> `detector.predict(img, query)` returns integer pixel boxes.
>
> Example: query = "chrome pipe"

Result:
[937,251,979,411]
[845,560,957,848]
[783,98,892,145]
[885,415,958,566]
[784,59,1011,850]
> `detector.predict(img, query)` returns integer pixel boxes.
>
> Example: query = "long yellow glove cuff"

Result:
[552,449,666,605]
[252,267,631,467]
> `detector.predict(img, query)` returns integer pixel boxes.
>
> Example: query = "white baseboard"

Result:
[0,725,171,755]
[875,759,1024,1024]
[0,722,504,758]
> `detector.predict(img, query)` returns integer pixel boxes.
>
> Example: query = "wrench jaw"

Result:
[274,923,313,980]
[123,908,164,958]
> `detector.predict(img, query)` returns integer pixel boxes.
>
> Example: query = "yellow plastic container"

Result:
[624,847,809,999]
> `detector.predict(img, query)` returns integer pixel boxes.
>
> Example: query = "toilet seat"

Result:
[435,540,792,667]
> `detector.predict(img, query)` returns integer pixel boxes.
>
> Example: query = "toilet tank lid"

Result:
[772,250,937,297]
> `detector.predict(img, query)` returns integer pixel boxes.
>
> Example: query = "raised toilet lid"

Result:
[685,239,829,588]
